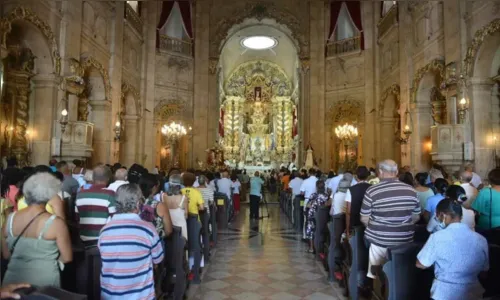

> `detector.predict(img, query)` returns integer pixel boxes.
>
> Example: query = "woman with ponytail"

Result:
[417,198,489,300]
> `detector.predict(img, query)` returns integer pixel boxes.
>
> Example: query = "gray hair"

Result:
[460,171,473,183]
[115,168,128,181]
[23,173,61,206]
[93,165,112,183]
[378,159,398,174]
[115,183,142,213]
[84,170,93,183]
[198,175,207,186]
[167,174,182,195]
[429,168,444,180]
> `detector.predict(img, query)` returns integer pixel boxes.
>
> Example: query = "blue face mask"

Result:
[438,220,446,229]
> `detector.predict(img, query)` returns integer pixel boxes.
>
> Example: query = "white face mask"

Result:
[436,215,447,229]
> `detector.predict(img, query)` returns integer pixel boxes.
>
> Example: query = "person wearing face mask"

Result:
[427,186,476,233]
[417,199,489,300]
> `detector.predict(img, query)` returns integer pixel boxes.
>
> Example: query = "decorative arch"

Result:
[121,81,140,116]
[326,97,364,127]
[410,59,445,103]
[81,56,111,101]
[154,99,185,121]
[379,84,401,117]
[224,60,292,99]
[463,18,500,77]
[0,6,61,75]
[210,2,309,59]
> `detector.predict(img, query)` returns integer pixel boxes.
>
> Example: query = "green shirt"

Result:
[472,188,500,230]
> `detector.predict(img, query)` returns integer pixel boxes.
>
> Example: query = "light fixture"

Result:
[161,121,187,142]
[458,75,469,123]
[241,36,278,50]
[398,108,413,144]
[335,123,358,169]
[60,108,69,134]
[114,118,122,141]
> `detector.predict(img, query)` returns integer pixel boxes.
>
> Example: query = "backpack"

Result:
[139,199,158,223]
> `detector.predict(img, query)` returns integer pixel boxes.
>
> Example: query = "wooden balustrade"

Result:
[159,35,193,57]
[326,36,361,56]
[378,4,398,38]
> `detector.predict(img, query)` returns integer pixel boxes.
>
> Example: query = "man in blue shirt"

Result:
[249,172,264,220]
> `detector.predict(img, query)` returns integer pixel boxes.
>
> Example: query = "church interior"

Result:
[0,0,500,299]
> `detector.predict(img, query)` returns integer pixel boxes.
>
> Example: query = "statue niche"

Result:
[430,87,446,125]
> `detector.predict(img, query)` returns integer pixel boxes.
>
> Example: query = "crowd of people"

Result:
[0,155,499,299]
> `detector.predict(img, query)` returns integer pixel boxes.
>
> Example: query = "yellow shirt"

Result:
[17,197,54,214]
[181,187,204,215]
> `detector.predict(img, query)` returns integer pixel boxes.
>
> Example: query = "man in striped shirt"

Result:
[99,183,164,300]
[360,159,420,278]
[75,165,116,242]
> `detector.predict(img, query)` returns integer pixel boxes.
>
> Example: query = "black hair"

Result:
[34,165,52,174]
[231,174,238,181]
[327,171,335,179]
[415,172,428,186]
[6,157,17,167]
[488,168,500,186]
[53,171,64,182]
[434,178,449,194]
[316,180,326,194]
[308,168,316,175]
[139,173,159,199]
[436,197,463,219]
[356,166,370,181]
[399,172,414,187]
[445,185,468,202]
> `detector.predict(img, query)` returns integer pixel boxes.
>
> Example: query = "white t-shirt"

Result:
[345,189,352,203]
[330,191,347,215]
[193,177,200,188]
[107,180,129,192]
[461,183,478,206]
[231,180,241,194]
[289,177,304,197]
[471,172,482,189]
[300,176,318,200]
[216,178,232,199]
[327,174,357,194]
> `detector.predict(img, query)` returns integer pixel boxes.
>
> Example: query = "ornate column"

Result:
[89,100,111,165]
[121,114,139,167]
[299,58,310,167]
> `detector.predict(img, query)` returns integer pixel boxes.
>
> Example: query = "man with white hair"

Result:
[464,163,482,189]
[360,159,421,279]
[107,168,129,192]
[460,170,478,208]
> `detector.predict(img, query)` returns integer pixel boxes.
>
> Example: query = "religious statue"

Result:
[61,58,86,96]
[304,144,314,169]
[430,87,447,125]
[78,85,92,122]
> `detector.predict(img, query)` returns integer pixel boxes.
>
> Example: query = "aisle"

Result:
[187,204,345,300]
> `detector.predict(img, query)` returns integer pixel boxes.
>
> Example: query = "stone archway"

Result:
[120,81,141,166]
[463,18,500,78]
[326,97,364,171]
[379,84,401,165]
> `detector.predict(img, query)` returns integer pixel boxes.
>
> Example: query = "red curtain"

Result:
[156,1,175,48]
[219,108,224,138]
[178,1,193,39]
[328,1,343,41]
[345,1,364,49]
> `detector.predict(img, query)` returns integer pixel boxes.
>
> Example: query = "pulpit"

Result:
[52,121,94,161]
[430,124,470,173]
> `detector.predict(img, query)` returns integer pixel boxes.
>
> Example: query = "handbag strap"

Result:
[489,189,493,229]
[9,211,45,254]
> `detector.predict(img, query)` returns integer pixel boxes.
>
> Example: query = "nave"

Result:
[188,204,344,300]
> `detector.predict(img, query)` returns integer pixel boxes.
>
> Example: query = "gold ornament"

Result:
[410,59,445,103]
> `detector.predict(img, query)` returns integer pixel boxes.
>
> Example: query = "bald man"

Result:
[107,168,129,192]
[460,170,478,208]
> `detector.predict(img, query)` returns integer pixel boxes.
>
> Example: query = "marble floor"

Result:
[187,204,346,300]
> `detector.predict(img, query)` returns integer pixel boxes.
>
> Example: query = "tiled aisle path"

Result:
[187,204,346,300]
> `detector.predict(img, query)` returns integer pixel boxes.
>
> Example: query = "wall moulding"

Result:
[121,81,141,117]
[325,97,364,127]
[81,56,111,101]
[463,18,500,77]
[0,6,61,75]
[154,99,186,121]
[210,2,308,59]
[379,84,401,117]
[410,59,445,103]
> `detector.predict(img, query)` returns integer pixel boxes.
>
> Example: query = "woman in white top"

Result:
[163,174,188,240]
[330,174,353,216]
[427,185,475,232]
[231,174,241,214]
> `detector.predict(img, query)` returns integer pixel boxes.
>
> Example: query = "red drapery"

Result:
[328,1,343,41]
[219,108,224,138]
[345,1,364,49]
[156,1,175,48]
[177,1,193,39]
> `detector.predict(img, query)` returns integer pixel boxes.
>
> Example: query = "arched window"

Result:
[334,3,358,41]
[381,1,396,16]
[160,2,189,40]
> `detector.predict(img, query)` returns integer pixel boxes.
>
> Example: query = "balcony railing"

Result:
[125,3,143,34]
[378,4,398,38]
[159,35,193,57]
[326,36,361,56]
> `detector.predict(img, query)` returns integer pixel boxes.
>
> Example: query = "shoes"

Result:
[334,271,343,281]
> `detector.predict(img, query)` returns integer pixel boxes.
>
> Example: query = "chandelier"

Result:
[335,123,358,141]
[161,121,187,141]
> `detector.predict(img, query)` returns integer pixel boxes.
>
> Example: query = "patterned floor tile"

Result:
[230,291,266,300]
[203,279,231,290]
[267,291,302,300]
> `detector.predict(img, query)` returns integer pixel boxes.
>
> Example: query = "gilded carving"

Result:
[300,58,310,74]
[326,97,363,126]
[379,84,401,117]
[225,60,292,99]
[210,2,308,58]
[430,87,446,125]
[80,56,112,101]
[154,99,185,121]
[209,57,219,75]
[463,18,500,77]
[0,6,61,75]
[410,59,445,103]
[78,86,91,122]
